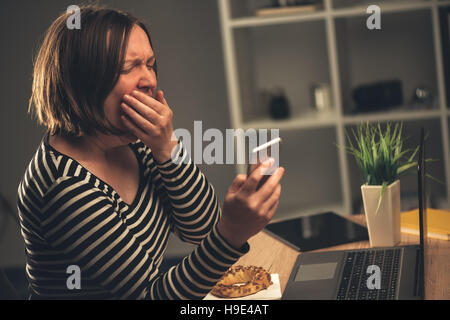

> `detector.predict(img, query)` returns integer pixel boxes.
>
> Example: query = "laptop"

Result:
[283,128,428,300]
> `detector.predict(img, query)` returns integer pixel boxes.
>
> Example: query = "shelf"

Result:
[225,0,450,28]
[229,10,327,28]
[242,111,337,130]
[233,20,331,124]
[438,0,450,7]
[227,0,326,24]
[241,109,443,128]
[343,108,442,124]
[332,0,434,18]
[335,9,438,115]
[219,0,450,220]
[272,127,343,214]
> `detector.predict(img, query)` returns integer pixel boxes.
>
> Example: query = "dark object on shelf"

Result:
[264,211,369,252]
[352,80,403,113]
[410,86,434,109]
[439,6,450,106]
[269,90,291,119]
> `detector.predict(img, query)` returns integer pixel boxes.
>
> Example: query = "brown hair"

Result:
[29,4,157,137]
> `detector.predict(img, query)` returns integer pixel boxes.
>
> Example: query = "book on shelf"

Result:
[401,208,450,241]
[256,4,323,17]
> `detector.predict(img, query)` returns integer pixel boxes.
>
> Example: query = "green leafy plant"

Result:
[344,122,421,214]
[346,122,419,185]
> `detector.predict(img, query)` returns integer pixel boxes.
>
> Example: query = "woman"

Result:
[18,5,284,299]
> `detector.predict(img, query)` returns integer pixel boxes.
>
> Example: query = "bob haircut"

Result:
[29,4,157,137]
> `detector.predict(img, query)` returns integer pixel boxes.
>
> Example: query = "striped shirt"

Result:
[17,132,249,299]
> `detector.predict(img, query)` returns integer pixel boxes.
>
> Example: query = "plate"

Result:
[203,274,281,300]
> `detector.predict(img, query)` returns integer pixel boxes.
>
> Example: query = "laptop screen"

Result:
[417,127,428,298]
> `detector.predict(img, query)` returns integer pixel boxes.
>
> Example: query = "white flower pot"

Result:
[361,180,401,247]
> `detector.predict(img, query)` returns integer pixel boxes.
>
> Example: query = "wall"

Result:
[0,0,236,266]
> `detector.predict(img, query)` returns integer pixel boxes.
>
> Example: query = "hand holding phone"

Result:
[247,137,281,190]
[219,137,284,248]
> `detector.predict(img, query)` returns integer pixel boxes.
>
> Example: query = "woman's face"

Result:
[103,25,157,143]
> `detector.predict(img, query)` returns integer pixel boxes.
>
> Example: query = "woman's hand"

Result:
[218,158,285,248]
[120,89,178,163]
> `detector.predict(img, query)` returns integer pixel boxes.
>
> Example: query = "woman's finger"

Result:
[266,199,280,221]
[121,102,156,134]
[240,158,275,195]
[131,90,165,115]
[228,174,247,194]
[123,94,160,124]
[256,167,285,202]
[155,90,173,118]
[120,113,147,138]
[157,90,170,108]
[260,184,281,216]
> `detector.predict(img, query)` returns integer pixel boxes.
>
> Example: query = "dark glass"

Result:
[264,211,369,251]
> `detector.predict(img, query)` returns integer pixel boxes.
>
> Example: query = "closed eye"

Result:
[120,68,133,74]
[121,62,155,74]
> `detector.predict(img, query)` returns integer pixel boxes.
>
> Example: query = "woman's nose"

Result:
[137,66,157,93]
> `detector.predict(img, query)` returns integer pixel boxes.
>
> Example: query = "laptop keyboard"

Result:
[336,248,402,300]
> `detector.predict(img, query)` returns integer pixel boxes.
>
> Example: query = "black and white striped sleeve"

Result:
[41,175,249,300]
[153,139,223,245]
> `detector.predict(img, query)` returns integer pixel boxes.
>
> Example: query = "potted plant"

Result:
[345,122,420,247]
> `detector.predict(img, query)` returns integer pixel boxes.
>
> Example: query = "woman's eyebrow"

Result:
[125,55,155,64]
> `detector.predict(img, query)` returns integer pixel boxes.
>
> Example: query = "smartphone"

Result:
[246,137,282,190]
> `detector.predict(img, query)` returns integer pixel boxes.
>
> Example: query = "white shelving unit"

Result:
[218,0,450,219]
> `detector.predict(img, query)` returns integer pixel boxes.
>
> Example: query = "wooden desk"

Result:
[234,214,450,300]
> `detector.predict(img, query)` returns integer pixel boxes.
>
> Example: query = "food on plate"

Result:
[210,265,272,298]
